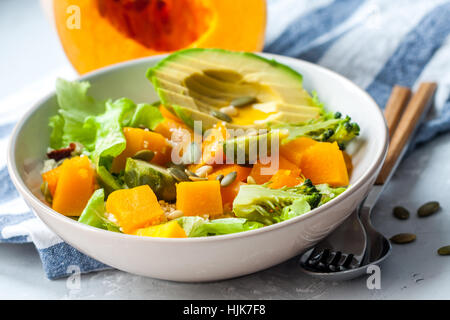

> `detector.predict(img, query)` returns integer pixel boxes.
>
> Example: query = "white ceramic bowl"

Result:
[7,53,388,282]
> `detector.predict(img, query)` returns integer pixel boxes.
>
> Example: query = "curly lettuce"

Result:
[49,79,164,168]
[176,216,263,237]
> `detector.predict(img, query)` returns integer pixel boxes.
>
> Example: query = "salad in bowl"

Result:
[39,48,360,239]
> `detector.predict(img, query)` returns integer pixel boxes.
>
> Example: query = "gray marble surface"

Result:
[1,0,449,300]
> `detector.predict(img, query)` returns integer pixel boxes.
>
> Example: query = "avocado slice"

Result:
[147,49,321,130]
[124,158,176,202]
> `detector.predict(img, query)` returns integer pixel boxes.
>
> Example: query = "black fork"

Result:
[299,208,367,273]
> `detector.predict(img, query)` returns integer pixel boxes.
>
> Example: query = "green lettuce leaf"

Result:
[316,184,347,205]
[232,184,319,225]
[176,217,263,237]
[90,98,135,166]
[127,103,164,130]
[49,79,164,168]
[78,189,121,232]
[51,79,104,150]
[280,198,311,221]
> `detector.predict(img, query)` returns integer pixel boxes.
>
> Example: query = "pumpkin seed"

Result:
[393,206,410,220]
[220,171,237,187]
[215,174,224,181]
[195,165,213,178]
[185,169,198,177]
[247,175,256,184]
[437,245,450,256]
[418,201,440,217]
[230,96,257,108]
[210,110,232,122]
[390,233,416,244]
[167,210,184,220]
[189,176,208,182]
[168,167,189,182]
[219,106,238,117]
[167,162,186,171]
[132,150,155,162]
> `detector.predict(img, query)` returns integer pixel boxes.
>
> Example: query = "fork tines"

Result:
[303,248,356,272]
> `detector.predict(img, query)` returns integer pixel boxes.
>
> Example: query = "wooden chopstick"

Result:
[375,82,437,185]
[383,86,411,139]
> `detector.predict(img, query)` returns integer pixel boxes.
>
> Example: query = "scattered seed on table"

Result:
[417,201,440,217]
[390,233,416,244]
[437,245,450,256]
[393,206,410,220]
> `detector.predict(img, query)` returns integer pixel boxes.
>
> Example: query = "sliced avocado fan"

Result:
[147,48,322,130]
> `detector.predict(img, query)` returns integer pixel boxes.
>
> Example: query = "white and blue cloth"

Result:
[1,0,450,279]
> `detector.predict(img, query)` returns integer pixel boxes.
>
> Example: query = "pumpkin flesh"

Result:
[54,0,266,74]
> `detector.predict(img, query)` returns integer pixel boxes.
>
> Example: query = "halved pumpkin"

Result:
[54,0,266,74]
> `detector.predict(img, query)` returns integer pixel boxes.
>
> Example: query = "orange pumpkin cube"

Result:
[280,137,318,166]
[208,164,251,183]
[268,169,304,189]
[42,165,63,196]
[134,220,187,238]
[154,118,191,139]
[207,165,250,208]
[221,181,246,210]
[176,181,223,218]
[111,127,171,172]
[250,155,299,184]
[106,185,165,234]
[52,156,95,216]
[300,142,349,187]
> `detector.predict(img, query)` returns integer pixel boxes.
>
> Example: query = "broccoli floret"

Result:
[272,114,360,149]
[232,180,349,225]
[282,179,321,208]
[315,184,347,206]
[233,183,322,225]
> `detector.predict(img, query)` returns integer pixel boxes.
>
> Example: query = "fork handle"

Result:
[383,85,411,138]
[375,82,437,185]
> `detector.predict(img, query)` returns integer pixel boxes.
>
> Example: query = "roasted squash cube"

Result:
[300,142,349,187]
[176,181,223,218]
[106,185,166,234]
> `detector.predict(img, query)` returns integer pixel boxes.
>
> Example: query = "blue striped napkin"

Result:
[1,0,450,279]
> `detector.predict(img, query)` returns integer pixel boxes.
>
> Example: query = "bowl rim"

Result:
[7,52,388,244]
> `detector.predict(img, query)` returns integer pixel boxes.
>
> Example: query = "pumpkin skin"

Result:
[54,0,267,74]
